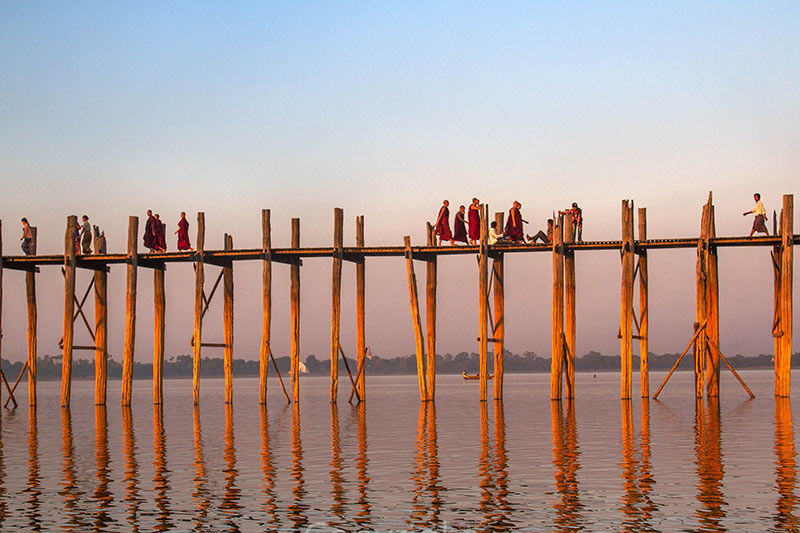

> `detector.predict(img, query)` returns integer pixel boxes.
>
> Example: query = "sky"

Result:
[0,1,798,365]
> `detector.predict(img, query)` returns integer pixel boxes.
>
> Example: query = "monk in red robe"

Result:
[154,214,167,252]
[453,205,468,244]
[504,201,526,242]
[434,200,453,245]
[468,197,481,245]
[143,209,156,251]
[175,212,192,250]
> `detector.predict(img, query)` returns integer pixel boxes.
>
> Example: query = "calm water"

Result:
[0,370,797,531]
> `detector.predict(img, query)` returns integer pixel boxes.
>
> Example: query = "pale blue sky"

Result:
[1,2,798,366]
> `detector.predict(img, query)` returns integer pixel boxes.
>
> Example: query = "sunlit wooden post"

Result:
[153,263,165,405]
[695,203,709,398]
[26,227,37,406]
[425,222,437,402]
[0,221,3,406]
[330,208,343,403]
[355,216,366,401]
[620,200,634,400]
[224,233,234,404]
[705,196,720,397]
[94,228,108,406]
[776,194,794,397]
[478,204,489,402]
[290,218,301,403]
[493,212,505,401]
[551,213,565,400]
[404,235,427,402]
[637,208,649,398]
[563,217,576,399]
[121,216,138,406]
[61,215,77,407]
[192,212,205,405]
[259,209,272,405]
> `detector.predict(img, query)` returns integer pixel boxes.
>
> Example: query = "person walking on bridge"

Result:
[504,201,526,243]
[175,212,193,250]
[434,200,453,246]
[468,198,481,245]
[80,215,92,254]
[20,218,33,255]
[743,193,769,236]
[453,205,468,244]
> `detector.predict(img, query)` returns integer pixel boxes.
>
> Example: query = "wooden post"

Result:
[290,218,301,404]
[493,212,505,401]
[192,212,205,405]
[563,216,576,400]
[425,222,437,402]
[355,216,366,401]
[776,195,794,397]
[224,234,234,404]
[403,235,427,402]
[26,227,37,406]
[153,265,165,405]
[94,229,108,406]
[705,197,720,397]
[620,200,634,400]
[551,213,565,401]
[695,203,709,398]
[121,216,138,407]
[259,209,272,405]
[0,221,3,407]
[478,204,489,402]
[637,208,649,398]
[61,216,78,407]
[331,209,343,403]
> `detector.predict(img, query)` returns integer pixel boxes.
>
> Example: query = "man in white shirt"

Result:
[489,221,508,245]
[743,193,769,236]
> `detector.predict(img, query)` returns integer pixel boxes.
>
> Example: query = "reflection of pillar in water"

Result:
[774,397,798,529]
[93,405,111,529]
[638,398,657,522]
[426,402,442,527]
[354,403,372,529]
[551,400,583,530]
[288,403,308,529]
[494,400,512,527]
[121,406,141,529]
[25,406,41,531]
[191,405,209,528]
[153,405,172,531]
[694,397,725,530]
[329,404,346,526]
[221,404,241,523]
[0,410,6,527]
[409,402,428,527]
[478,401,493,525]
[61,407,83,529]
[620,400,643,528]
[260,404,278,526]
[409,402,443,528]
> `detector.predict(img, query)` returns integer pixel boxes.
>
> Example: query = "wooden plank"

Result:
[425,221,437,402]
[620,200,635,400]
[192,212,205,405]
[153,265,165,405]
[403,235,427,402]
[290,218,301,403]
[94,230,108,406]
[259,209,272,405]
[355,215,366,401]
[478,204,489,402]
[493,212,505,401]
[61,216,78,407]
[224,233,234,404]
[637,208,649,398]
[331,208,343,403]
[563,214,576,400]
[705,196,720,397]
[551,213,565,400]
[777,194,794,397]
[121,216,138,406]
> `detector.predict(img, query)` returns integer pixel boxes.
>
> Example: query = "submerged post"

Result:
[493,212,505,401]
[94,229,108,406]
[121,216,139,406]
[259,209,272,405]
[192,212,205,405]
[224,233,234,404]
[620,200,635,400]
[563,217,576,399]
[637,208,649,398]
[355,215,366,401]
[705,196,720,397]
[61,215,78,407]
[478,204,489,402]
[425,222,437,402]
[290,218,301,403]
[26,227,37,406]
[331,209,343,403]
[153,263,165,405]
[551,213,565,401]
[403,235,427,402]
[776,194,794,397]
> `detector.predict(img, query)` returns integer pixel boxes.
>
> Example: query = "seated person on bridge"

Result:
[489,221,509,245]
[527,219,553,245]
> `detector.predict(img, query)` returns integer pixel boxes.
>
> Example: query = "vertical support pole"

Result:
[0,220,3,407]
[26,227,37,406]
[331,209,343,403]
[705,197,720,397]
[355,216,366,401]
[493,212,505,401]
[695,203,709,398]
[551,214,565,401]
[637,208,649,398]
[777,194,794,397]
[61,216,78,407]
[563,216,576,400]
[403,235,427,402]
[121,216,138,406]
[478,205,489,402]
[224,234,234,405]
[153,265,165,405]
[94,230,108,406]
[259,209,272,405]
[425,222,437,402]
[192,212,205,405]
[620,200,635,400]
[290,218,301,404]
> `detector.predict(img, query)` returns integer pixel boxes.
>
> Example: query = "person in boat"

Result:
[468,197,481,245]
[559,202,583,242]
[175,211,192,250]
[743,193,769,236]
[80,215,92,254]
[453,205,469,244]
[20,217,33,255]
[434,200,453,246]
[143,209,157,252]
[504,201,526,243]
[489,221,508,245]
[527,218,553,244]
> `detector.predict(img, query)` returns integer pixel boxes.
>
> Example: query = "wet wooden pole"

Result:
[0,221,3,407]
[224,233,234,405]
[192,213,205,405]
[26,228,37,406]
[425,222,437,402]
[94,229,108,406]
[153,263,165,405]
[695,204,709,398]
[355,215,366,401]
[550,213,565,401]
[478,204,489,402]
[121,216,139,407]
[403,235,427,402]
[705,196,720,397]
[290,218,301,404]
[620,200,634,400]
[563,217,576,400]
[331,208,343,403]
[493,212,505,401]
[259,209,272,405]
[637,208,649,398]
[776,194,794,397]
[61,216,77,407]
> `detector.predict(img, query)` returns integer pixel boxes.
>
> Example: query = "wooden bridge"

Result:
[0,193,795,408]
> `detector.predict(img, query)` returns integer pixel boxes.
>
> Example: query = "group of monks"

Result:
[144,210,193,252]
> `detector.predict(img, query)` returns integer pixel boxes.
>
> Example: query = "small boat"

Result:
[462,371,494,380]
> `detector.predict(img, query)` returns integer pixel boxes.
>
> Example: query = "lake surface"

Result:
[0,370,797,531]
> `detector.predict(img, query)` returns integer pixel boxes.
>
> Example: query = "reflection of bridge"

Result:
[0,193,795,407]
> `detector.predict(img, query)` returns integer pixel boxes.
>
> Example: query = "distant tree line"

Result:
[2,350,795,381]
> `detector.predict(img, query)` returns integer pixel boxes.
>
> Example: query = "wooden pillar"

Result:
[0,221,3,407]
[61,215,78,407]
[705,198,720,397]
[355,216,366,401]
[776,194,794,397]
[224,234,234,405]
[478,204,489,402]
[403,235,427,402]
[26,227,37,406]
[563,216,576,400]
[695,203,709,399]
[620,200,635,400]
[425,222,437,402]
[192,213,205,405]
[290,218,301,404]
[551,214,565,401]
[493,212,505,401]
[259,209,272,405]
[153,265,165,405]
[94,230,108,406]
[330,209,343,403]
[121,216,138,406]
[637,208,649,398]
